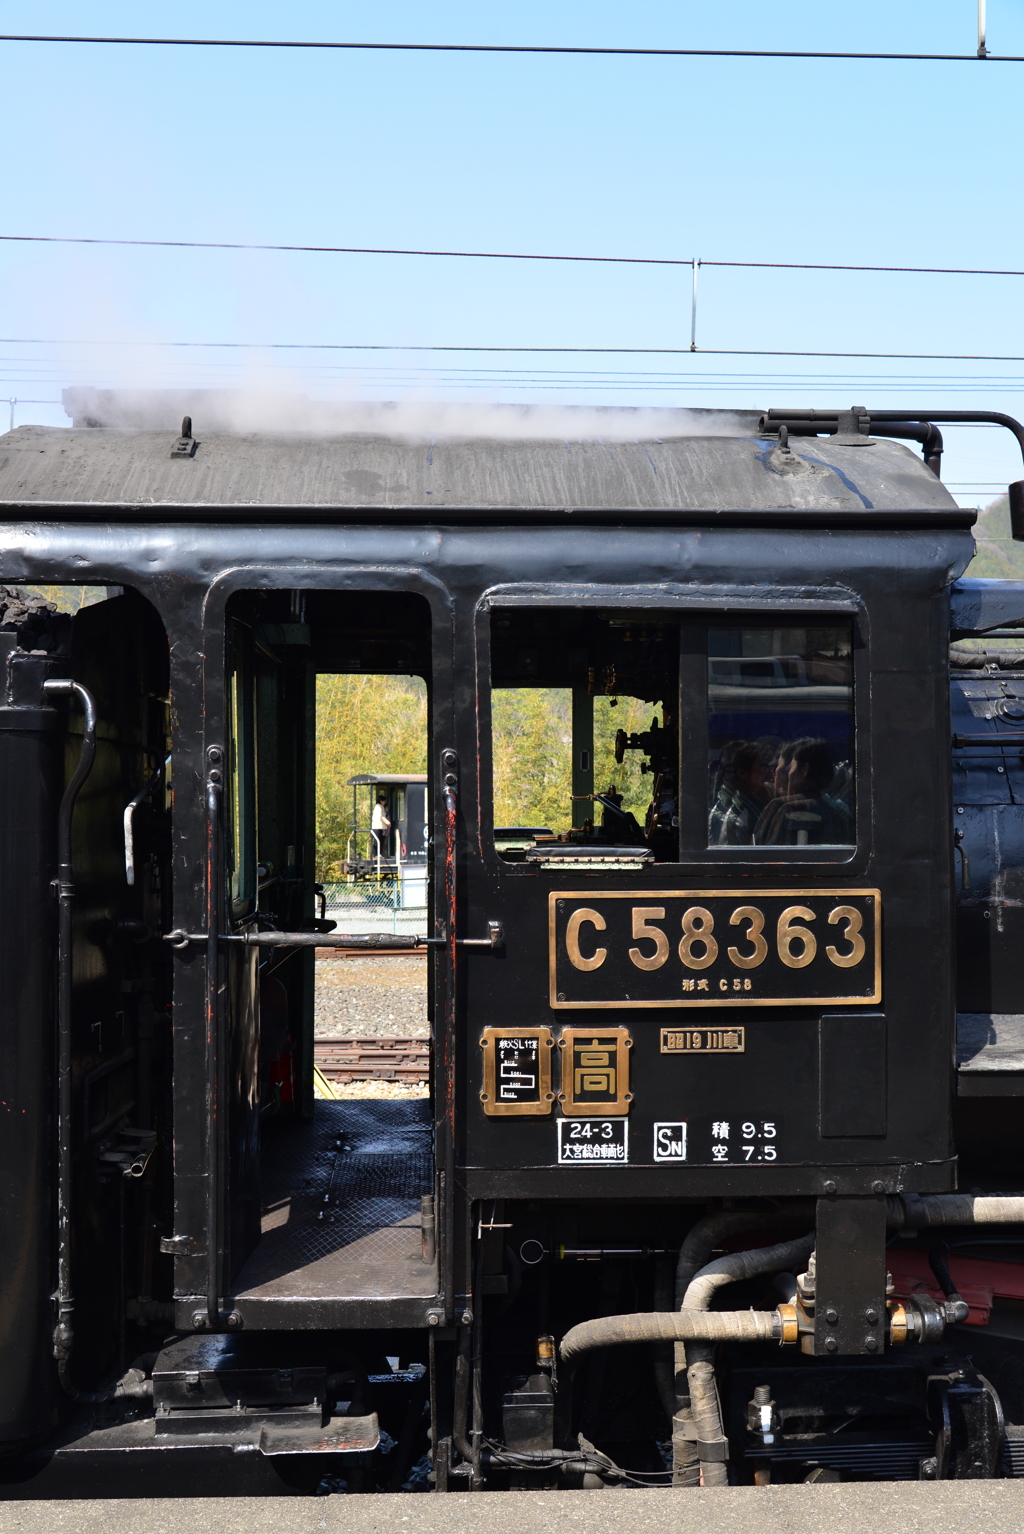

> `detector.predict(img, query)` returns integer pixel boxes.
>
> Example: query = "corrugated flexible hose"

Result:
[670,1211,781,1487]
[558,1307,779,1364]
[557,1233,813,1489]
[680,1234,814,1488]
[889,1194,1024,1227]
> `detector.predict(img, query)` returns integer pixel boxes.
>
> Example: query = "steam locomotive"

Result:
[1,394,1024,1496]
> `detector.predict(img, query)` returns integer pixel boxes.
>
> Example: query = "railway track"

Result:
[314,1035,429,1084]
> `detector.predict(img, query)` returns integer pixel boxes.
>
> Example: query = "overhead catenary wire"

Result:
[1,33,1023,64]
[4,233,1024,281]
[4,338,1024,364]
[5,371,1023,397]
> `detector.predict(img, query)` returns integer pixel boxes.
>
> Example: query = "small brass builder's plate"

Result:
[661,1027,745,1053]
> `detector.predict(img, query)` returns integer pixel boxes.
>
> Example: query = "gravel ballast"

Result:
[314,953,428,1038]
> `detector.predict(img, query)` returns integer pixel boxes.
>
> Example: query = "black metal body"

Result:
[0,610,69,1443]
[1,407,1024,1493]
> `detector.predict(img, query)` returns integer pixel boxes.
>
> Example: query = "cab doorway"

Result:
[314,685,429,1105]
[218,587,438,1327]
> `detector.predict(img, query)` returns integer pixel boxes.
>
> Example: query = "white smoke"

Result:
[62,387,755,442]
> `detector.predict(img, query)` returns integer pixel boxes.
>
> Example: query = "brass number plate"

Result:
[480,1027,555,1116]
[549,889,881,1009]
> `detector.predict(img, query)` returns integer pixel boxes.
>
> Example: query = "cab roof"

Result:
[0,399,965,522]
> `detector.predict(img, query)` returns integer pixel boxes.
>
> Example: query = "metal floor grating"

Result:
[230,1099,436,1303]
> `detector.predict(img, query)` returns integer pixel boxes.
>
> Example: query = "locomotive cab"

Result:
[2,401,1024,1492]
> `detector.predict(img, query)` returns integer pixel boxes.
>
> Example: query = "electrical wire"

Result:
[7,378,1020,396]
[3,338,1024,363]
[480,1439,670,1487]
[5,354,1023,388]
[0,34,1021,64]
[3,233,1024,280]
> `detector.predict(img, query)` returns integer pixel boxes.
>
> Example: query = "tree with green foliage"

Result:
[315,674,427,880]
[966,494,1024,580]
[492,687,571,831]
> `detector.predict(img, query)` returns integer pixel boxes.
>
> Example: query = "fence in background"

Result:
[321,878,428,937]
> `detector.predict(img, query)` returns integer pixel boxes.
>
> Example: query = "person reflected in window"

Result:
[708,740,742,843]
[754,738,851,846]
[709,741,771,845]
[770,739,797,801]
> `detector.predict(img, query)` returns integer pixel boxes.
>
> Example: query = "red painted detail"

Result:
[268,1033,295,1105]
[887,1250,1024,1326]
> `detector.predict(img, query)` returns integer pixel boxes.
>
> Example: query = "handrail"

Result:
[41,679,98,1399]
[163,924,503,950]
[204,747,224,1330]
[953,733,1024,748]
[761,408,1024,537]
[123,753,170,885]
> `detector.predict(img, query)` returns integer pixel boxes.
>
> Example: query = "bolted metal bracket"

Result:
[189,1307,242,1331]
[830,407,876,446]
[160,1234,198,1256]
[170,416,199,459]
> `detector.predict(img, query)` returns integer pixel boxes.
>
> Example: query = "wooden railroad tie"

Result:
[314,1036,430,1083]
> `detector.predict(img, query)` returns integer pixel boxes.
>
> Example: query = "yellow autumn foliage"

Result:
[315,674,428,880]
[315,676,658,874]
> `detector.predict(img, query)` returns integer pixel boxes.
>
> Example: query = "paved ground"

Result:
[314,954,428,1039]
[2,1485,1024,1534]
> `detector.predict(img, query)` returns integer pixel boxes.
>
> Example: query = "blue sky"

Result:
[2,0,1024,501]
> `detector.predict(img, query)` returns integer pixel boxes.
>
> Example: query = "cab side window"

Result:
[707,625,855,848]
[490,608,680,863]
[228,620,257,914]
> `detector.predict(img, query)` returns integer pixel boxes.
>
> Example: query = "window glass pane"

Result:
[228,622,257,910]
[490,610,679,863]
[492,686,572,835]
[707,625,854,847]
[593,695,655,825]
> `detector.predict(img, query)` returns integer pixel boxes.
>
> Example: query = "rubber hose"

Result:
[950,645,1024,670]
[684,1234,814,1490]
[889,1194,1024,1228]
[652,1256,675,1424]
[674,1211,786,1309]
[682,1234,815,1314]
[686,1356,727,1487]
[671,1212,781,1485]
[559,1308,777,1367]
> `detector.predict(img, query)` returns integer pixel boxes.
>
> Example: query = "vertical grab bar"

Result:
[205,746,225,1329]
[439,749,459,1326]
[42,679,98,1397]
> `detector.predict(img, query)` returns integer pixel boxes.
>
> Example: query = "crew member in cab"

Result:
[708,741,772,845]
[755,737,851,846]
